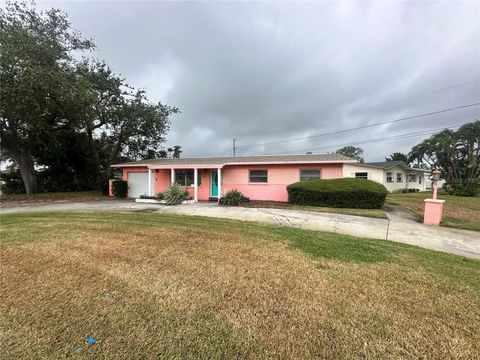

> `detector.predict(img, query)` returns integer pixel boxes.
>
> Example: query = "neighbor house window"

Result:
[408,174,417,182]
[386,172,393,182]
[355,172,368,179]
[300,169,321,181]
[175,170,201,186]
[397,173,403,182]
[249,170,268,183]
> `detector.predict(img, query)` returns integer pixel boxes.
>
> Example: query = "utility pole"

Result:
[233,138,236,157]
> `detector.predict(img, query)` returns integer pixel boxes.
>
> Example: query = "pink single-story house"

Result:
[111,154,357,202]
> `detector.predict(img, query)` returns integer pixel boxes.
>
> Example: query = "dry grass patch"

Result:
[386,192,480,231]
[0,191,113,208]
[1,212,479,359]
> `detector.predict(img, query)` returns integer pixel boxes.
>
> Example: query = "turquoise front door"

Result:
[211,170,218,197]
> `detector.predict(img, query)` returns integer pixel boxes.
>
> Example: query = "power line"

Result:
[236,147,264,155]
[238,79,480,149]
[262,124,463,155]
[345,79,480,112]
[237,102,480,149]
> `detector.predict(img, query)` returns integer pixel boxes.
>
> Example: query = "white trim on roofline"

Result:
[346,162,429,172]
[112,159,359,168]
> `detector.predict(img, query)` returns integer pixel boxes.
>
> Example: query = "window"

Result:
[419,176,422,184]
[386,172,393,182]
[175,170,201,186]
[355,172,368,179]
[300,169,321,181]
[396,173,403,182]
[408,174,417,182]
[249,170,268,183]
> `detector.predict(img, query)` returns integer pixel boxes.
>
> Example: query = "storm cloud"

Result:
[37,1,479,160]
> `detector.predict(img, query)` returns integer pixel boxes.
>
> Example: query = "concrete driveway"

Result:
[2,200,479,260]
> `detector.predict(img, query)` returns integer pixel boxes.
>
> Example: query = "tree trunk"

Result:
[105,138,123,180]
[86,127,101,169]
[16,149,37,194]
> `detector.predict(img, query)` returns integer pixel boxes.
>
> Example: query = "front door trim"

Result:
[211,170,218,197]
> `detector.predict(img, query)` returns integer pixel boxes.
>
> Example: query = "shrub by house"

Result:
[163,184,190,205]
[112,180,128,198]
[219,189,250,206]
[287,178,387,209]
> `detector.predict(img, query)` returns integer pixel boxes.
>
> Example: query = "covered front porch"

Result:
[145,166,223,202]
[405,169,428,191]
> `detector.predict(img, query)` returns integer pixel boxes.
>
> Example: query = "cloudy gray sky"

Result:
[38,0,479,161]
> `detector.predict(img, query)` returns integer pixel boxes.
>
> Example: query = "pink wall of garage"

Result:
[121,163,344,201]
[122,167,212,200]
[154,170,170,194]
[222,163,343,202]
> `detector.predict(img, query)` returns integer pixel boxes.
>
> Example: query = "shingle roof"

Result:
[361,161,427,172]
[112,153,356,167]
[364,161,406,169]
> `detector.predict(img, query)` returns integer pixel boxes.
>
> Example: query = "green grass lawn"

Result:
[244,200,388,219]
[0,191,111,207]
[1,212,479,359]
[386,191,480,231]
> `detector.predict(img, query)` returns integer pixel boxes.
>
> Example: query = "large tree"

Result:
[336,146,364,162]
[103,89,179,178]
[385,152,408,163]
[1,2,180,193]
[0,1,94,193]
[76,60,179,179]
[409,120,480,195]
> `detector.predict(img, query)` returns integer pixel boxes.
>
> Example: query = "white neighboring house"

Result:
[424,175,445,189]
[343,161,429,192]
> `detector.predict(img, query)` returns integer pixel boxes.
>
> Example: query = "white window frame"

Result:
[300,169,321,181]
[355,172,368,179]
[408,174,417,182]
[386,172,393,183]
[175,170,201,187]
[396,173,403,183]
[249,169,268,183]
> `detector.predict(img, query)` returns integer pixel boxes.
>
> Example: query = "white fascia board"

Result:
[115,160,357,169]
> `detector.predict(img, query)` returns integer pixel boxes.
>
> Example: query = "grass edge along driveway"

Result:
[386,191,480,231]
[1,211,479,359]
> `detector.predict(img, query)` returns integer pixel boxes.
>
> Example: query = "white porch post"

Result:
[148,168,152,196]
[194,168,198,202]
[217,168,222,202]
[170,168,175,184]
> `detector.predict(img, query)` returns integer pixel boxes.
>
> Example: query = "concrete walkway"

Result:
[2,200,479,260]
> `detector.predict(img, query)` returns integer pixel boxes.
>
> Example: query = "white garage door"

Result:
[128,172,155,198]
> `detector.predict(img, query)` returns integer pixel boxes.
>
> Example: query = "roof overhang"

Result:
[112,159,358,168]
[149,164,222,169]
[409,168,431,173]
[347,162,429,172]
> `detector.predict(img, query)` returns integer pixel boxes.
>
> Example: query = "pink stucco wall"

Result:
[154,170,170,194]
[121,167,212,200]
[222,163,343,202]
[119,163,344,201]
[423,199,445,226]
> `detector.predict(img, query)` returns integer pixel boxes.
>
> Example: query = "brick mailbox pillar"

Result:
[423,168,444,226]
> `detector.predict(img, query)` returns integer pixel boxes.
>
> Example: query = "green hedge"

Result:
[287,178,387,209]
[112,180,128,198]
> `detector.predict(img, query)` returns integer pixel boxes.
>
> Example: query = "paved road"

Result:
[2,200,479,260]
